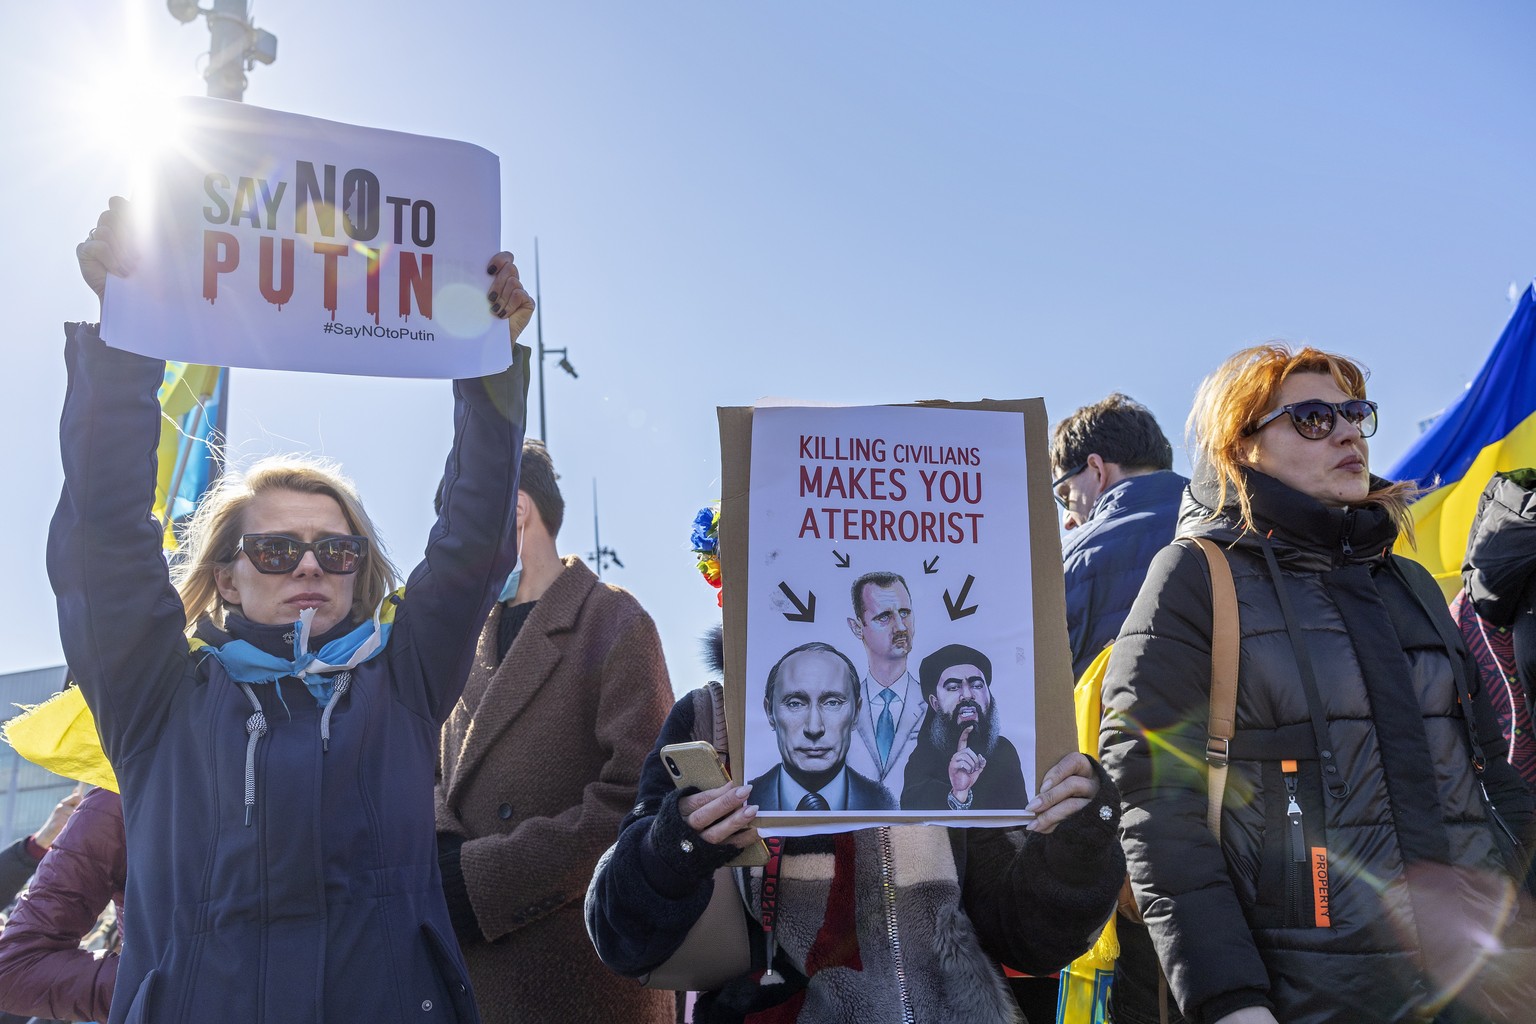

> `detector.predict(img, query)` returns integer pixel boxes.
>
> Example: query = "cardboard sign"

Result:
[718,399,1074,834]
[103,97,508,378]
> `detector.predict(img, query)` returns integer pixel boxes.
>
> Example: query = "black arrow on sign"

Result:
[944,575,978,620]
[833,550,851,569]
[923,555,940,575]
[779,582,817,623]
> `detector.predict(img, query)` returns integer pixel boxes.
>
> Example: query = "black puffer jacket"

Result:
[1464,469,1536,712]
[1101,466,1536,1024]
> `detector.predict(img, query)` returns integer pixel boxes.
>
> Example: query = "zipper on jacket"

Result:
[1283,760,1306,926]
[876,827,915,1024]
[1339,509,1356,558]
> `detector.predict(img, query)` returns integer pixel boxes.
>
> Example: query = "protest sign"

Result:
[718,399,1074,834]
[103,97,507,378]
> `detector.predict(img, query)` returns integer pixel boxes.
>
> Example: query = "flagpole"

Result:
[162,0,278,528]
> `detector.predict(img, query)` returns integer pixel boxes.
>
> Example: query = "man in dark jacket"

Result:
[1051,393,1187,678]
[1050,393,1187,1022]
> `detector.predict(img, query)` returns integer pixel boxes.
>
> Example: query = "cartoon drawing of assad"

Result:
[843,571,926,792]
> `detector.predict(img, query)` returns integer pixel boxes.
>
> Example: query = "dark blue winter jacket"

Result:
[47,324,526,1024]
[1061,470,1186,679]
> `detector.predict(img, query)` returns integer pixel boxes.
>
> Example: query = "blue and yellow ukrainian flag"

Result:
[155,363,223,551]
[1388,282,1536,597]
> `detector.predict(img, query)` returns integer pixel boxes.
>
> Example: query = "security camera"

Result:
[557,357,578,379]
[250,28,278,65]
[166,0,202,24]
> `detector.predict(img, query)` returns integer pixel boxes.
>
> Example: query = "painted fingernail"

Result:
[491,303,504,316]
[743,805,758,818]
[487,262,497,274]
[735,786,750,799]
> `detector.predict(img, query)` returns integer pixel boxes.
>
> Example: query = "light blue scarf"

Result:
[200,604,392,704]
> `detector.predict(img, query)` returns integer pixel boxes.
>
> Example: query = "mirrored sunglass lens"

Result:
[252,537,300,571]
[1290,402,1335,438]
[1340,401,1378,436]
[315,538,363,572]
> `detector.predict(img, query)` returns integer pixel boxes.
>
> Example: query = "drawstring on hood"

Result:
[237,670,353,826]
[195,590,402,826]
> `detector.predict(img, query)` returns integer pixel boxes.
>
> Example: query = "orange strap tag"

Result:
[1281,759,1298,773]
[1311,847,1331,926]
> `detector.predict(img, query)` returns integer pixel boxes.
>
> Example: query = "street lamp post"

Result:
[532,239,578,441]
[162,0,277,512]
[165,0,277,102]
[589,481,622,578]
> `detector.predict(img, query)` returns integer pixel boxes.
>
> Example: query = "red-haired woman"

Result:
[1101,344,1536,1024]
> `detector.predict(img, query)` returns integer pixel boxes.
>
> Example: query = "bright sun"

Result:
[52,5,202,212]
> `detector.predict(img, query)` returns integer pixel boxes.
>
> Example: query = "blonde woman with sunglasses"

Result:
[1101,344,1536,1024]
[47,198,531,1024]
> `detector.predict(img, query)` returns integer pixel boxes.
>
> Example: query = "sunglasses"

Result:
[1052,463,1087,511]
[233,534,368,575]
[1243,399,1378,441]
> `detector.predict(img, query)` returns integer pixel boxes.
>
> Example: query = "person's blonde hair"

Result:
[1187,343,1417,540]
[171,455,398,635]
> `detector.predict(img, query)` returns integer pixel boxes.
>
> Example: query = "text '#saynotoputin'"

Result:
[199,163,438,324]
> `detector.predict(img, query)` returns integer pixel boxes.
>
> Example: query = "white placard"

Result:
[744,403,1037,832]
[103,97,507,378]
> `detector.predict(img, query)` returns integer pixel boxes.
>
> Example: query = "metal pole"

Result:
[204,0,249,100]
[535,239,546,440]
[204,0,251,475]
[592,480,602,578]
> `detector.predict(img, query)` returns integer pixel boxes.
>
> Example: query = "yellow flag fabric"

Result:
[1057,643,1119,1024]
[1388,284,1536,598]
[2,687,119,793]
[155,362,222,551]
[3,588,404,793]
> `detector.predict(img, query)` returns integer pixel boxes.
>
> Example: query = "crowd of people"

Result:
[0,196,1532,1024]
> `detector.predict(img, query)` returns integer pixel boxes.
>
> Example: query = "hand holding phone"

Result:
[661,741,770,867]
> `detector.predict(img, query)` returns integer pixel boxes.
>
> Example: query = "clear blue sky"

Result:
[3,2,1533,689]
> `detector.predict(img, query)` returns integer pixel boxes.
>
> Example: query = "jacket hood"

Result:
[1463,469,1536,626]
[1177,462,1399,571]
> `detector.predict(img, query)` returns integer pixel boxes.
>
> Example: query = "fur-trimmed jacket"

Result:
[585,692,1125,1024]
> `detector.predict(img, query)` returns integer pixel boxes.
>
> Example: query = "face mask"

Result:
[498,523,527,602]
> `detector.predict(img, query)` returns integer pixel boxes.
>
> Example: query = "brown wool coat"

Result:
[436,556,675,1024]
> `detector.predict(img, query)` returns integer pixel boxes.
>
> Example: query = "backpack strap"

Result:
[1189,538,1240,841]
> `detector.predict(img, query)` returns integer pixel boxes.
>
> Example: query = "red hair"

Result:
[1187,343,1417,538]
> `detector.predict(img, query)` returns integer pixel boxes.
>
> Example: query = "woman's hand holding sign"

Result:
[486,251,534,342]
[1024,752,1101,834]
[76,196,137,308]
